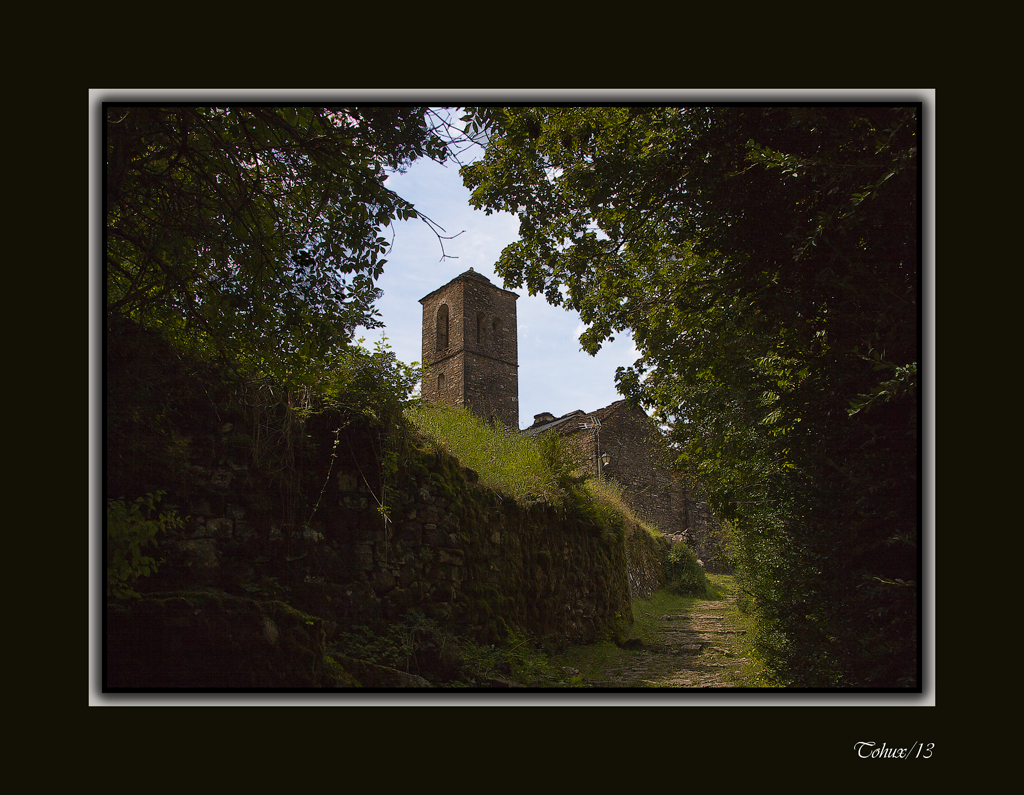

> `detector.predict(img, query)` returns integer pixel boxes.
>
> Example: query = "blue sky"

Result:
[359,153,640,430]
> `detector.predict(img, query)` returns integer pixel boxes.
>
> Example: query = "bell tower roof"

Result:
[419,268,519,305]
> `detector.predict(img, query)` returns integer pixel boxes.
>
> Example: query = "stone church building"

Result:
[419,268,520,429]
[419,269,727,569]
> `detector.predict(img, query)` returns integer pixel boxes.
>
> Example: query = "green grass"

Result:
[581,477,664,542]
[407,406,667,549]
[547,575,775,688]
[705,573,773,687]
[405,405,776,688]
[665,542,712,598]
[408,405,562,503]
[546,589,701,686]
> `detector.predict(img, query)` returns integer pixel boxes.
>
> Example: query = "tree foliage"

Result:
[462,106,919,687]
[106,105,449,384]
[104,105,452,550]
[107,491,186,600]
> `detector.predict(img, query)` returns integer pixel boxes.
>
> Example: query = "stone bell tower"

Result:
[419,268,519,429]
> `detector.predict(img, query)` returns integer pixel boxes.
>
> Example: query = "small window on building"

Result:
[438,372,445,392]
[436,304,449,351]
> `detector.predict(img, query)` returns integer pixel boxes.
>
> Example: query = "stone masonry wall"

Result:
[541,402,730,571]
[114,404,643,649]
[624,522,668,601]
[106,318,664,685]
[593,403,687,540]
[550,403,687,540]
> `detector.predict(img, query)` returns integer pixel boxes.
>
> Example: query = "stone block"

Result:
[437,549,464,566]
[173,538,219,571]
[206,517,233,538]
[398,564,420,588]
[191,498,213,516]
[341,494,369,510]
[356,544,374,571]
[394,522,422,546]
[371,569,396,593]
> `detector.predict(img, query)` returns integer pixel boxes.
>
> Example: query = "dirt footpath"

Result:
[593,591,753,688]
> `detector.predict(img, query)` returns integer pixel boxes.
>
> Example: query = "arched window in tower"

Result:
[476,313,485,344]
[436,304,449,351]
[438,372,445,393]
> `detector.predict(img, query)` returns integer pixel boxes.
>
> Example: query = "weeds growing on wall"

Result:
[330,612,583,687]
[582,478,663,543]
[408,405,562,503]
[408,404,666,548]
[226,337,421,532]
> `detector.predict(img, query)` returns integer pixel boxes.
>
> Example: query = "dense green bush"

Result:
[106,491,186,599]
[535,430,589,494]
[664,542,711,598]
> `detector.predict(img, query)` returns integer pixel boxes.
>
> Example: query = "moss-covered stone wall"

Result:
[145,419,639,648]
[104,322,673,687]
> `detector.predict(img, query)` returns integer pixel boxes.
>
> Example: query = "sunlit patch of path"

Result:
[596,592,753,689]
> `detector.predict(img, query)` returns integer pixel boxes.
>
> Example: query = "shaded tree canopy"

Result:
[106,105,450,383]
[462,105,920,686]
